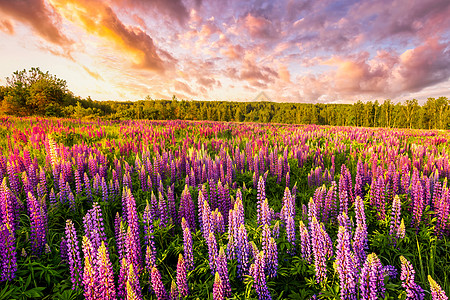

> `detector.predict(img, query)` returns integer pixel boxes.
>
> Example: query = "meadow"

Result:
[0,116,449,300]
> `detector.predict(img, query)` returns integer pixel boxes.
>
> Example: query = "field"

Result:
[0,117,449,300]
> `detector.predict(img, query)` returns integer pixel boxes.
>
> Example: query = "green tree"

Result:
[2,67,68,116]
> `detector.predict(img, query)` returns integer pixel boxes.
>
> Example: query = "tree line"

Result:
[0,68,449,129]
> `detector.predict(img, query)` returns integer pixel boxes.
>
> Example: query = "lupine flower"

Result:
[428,275,448,300]
[236,224,250,278]
[182,218,194,271]
[257,176,266,225]
[272,221,280,239]
[213,272,224,300]
[299,220,312,263]
[124,188,142,272]
[207,231,218,273]
[383,265,398,280]
[170,281,178,300]
[176,254,189,298]
[216,247,232,297]
[353,196,368,269]
[95,241,117,300]
[251,251,272,300]
[151,266,168,300]
[82,236,96,300]
[179,185,195,229]
[83,202,107,252]
[400,256,424,300]
[390,195,402,245]
[359,253,386,300]
[397,218,406,239]
[310,217,327,283]
[0,223,17,281]
[126,262,142,300]
[261,224,277,278]
[65,219,83,289]
[27,192,46,255]
[335,226,357,300]
[286,215,296,253]
[158,191,168,227]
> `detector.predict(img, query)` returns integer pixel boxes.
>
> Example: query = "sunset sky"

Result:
[0,0,449,103]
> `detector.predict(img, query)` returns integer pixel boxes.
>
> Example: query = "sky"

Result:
[0,0,449,103]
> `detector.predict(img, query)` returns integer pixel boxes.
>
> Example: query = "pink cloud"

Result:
[0,19,13,34]
[0,0,71,46]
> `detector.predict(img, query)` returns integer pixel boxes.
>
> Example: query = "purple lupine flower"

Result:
[257,175,266,225]
[75,169,82,195]
[101,177,108,202]
[335,225,357,300]
[353,196,368,269]
[217,247,232,297]
[1,179,16,233]
[299,220,312,263]
[158,191,168,227]
[259,199,271,227]
[207,230,219,273]
[354,160,364,200]
[236,224,250,278]
[81,236,96,300]
[151,266,168,300]
[176,254,189,298]
[181,218,194,271]
[179,185,195,229]
[266,237,278,279]
[251,251,272,300]
[84,173,92,201]
[261,224,277,278]
[65,219,83,290]
[60,236,68,263]
[359,253,386,300]
[38,167,47,200]
[272,221,280,239]
[0,223,17,281]
[310,217,327,283]
[213,272,224,300]
[286,215,296,253]
[115,214,126,263]
[411,179,425,231]
[169,281,178,300]
[118,258,128,299]
[95,241,117,300]
[143,201,157,268]
[383,265,398,280]
[124,187,142,272]
[400,256,424,300]
[83,202,107,252]
[126,261,142,300]
[428,275,448,300]
[27,192,46,255]
[390,195,402,245]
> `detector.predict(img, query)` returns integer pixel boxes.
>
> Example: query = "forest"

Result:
[0,68,449,129]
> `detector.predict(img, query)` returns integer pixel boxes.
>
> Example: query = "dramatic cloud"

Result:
[48,0,174,72]
[0,0,70,45]
[0,0,449,102]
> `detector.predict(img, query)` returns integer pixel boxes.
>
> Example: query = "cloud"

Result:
[0,19,13,34]
[82,66,103,81]
[174,80,193,95]
[395,38,450,92]
[49,0,175,72]
[0,0,71,45]
[110,0,190,25]
[243,13,278,39]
